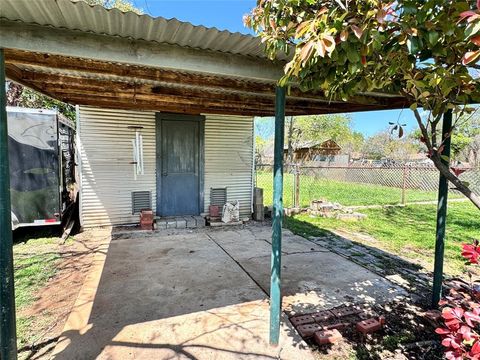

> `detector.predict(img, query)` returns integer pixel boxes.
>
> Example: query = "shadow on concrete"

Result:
[52,224,408,359]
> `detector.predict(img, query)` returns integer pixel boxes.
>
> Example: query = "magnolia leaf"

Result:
[377,8,386,24]
[346,47,360,63]
[462,181,471,187]
[462,50,480,65]
[322,34,336,54]
[300,41,315,64]
[465,21,480,38]
[295,21,311,38]
[315,40,326,57]
[428,31,440,46]
[471,35,480,46]
[460,10,477,22]
[340,29,349,42]
[410,103,418,111]
[398,126,404,138]
[351,25,363,39]
[407,37,420,54]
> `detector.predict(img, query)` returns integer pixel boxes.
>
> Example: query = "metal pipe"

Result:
[0,48,18,360]
[432,110,453,308]
[269,86,285,345]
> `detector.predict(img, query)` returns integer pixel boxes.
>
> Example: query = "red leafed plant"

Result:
[436,240,480,359]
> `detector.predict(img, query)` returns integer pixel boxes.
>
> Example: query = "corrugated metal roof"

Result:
[1,0,281,60]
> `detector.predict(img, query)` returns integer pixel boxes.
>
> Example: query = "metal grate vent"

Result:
[131,191,152,214]
[210,187,227,208]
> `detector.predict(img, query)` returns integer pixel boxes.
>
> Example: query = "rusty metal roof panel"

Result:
[0,0,285,60]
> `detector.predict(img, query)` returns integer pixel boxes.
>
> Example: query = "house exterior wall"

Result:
[203,114,254,218]
[78,106,253,227]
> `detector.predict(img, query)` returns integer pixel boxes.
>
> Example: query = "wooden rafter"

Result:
[4,49,408,116]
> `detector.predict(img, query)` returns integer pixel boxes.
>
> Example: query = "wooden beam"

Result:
[0,20,284,82]
[19,70,391,112]
[4,49,407,107]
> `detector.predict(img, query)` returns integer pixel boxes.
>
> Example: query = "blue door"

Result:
[156,114,204,216]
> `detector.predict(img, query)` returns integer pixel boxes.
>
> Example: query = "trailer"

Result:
[7,107,77,230]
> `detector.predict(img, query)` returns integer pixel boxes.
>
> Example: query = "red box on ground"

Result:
[356,318,382,334]
[314,329,342,345]
[290,314,315,327]
[311,310,335,323]
[296,323,323,338]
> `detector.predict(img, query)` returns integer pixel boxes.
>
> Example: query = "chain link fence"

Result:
[255,164,480,208]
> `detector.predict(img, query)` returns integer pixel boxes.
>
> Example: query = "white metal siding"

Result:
[204,114,254,218]
[79,107,254,227]
[79,107,156,227]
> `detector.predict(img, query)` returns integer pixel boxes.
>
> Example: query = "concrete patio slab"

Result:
[52,225,406,359]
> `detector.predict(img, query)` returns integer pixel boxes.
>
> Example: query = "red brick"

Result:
[296,323,323,338]
[140,223,153,230]
[331,306,361,319]
[378,315,386,326]
[290,314,315,327]
[323,322,350,331]
[311,310,334,323]
[356,318,382,334]
[313,329,342,345]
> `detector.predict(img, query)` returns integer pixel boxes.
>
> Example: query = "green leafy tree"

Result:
[245,0,480,209]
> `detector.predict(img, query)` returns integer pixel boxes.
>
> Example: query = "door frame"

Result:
[155,113,205,216]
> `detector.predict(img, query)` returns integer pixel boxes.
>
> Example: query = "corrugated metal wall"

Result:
[204,114,254,218]
[78,107,157,227]
[79,107,254,227]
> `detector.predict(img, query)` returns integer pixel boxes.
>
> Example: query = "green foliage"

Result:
[245,0,480,117]
[246,0,480,209]
[9,85,76,120]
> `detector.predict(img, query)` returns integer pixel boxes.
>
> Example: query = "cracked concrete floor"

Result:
[52,225,405,360]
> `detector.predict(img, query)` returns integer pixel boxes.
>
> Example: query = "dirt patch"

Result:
[18,227,111,360]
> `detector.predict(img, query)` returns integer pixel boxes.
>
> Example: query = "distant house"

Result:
[284,140,343,163]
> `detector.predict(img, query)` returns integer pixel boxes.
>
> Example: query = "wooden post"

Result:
[0,48,18,360]
[432,110,452,308]
[294,165,300,208]
[401,165,407,205]
[270,86,285,345]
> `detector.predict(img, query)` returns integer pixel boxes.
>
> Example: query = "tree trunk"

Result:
[430,152,480,210]
[412,109,480,211]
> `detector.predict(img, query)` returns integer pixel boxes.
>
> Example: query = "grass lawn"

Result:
[256,171,463,207]
[13,229,62,348]
[285,202,480,276]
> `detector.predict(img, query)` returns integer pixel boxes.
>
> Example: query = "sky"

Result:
[131,0,417,137]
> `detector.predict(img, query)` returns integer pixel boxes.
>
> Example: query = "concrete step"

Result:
[155,216,205,230]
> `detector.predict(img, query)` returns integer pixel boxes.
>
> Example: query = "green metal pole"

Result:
[432,110,452,308]
[270,86,285,345]
[0,48,18,360]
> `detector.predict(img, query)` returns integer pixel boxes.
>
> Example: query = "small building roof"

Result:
[284,139,341,151]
